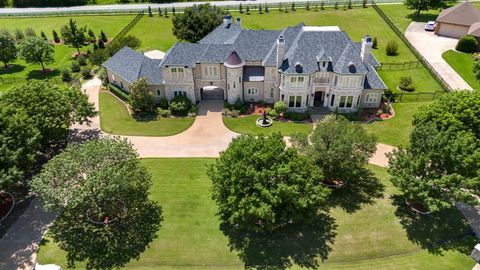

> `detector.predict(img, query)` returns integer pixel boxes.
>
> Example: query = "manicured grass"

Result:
[223,115,313,136]
[128,16,177,52]
[99,91,195,136]
[0,15,134,92]
[442,50,479,90]
[378,68,442,93]
[37,159,476,269]
[361,102,430,147]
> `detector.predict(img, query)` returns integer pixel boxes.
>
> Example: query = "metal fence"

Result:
[371,1,451,92]
[0,0,403,17]
[110,11,144,45]
[378,61,422,70]
[384,90,445,102]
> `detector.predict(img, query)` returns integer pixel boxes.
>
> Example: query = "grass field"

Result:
[99,91,195,136]
[36,158,476,269]
[361,101,429,147]
[0,15,134,92]
[223,115,313,136]
[442,50,479,90]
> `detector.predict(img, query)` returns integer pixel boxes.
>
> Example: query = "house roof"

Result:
[102,46,163,85]
[468,21,480,36]
[436,1,480,26]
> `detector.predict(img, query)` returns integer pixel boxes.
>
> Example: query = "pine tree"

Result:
[265,3,269,13]
[158,7,162,16]
[321,1,325,10]
[259,4,263,14]
[100,31,108,43]
[348,0,353,9]
[291,2,295,11]
[306,1,310,10]
[52,30,60,43]
[148,6,152,17]
[172,6,176,16]
[239,3,243,13]
[40,31,47,41]
[246,5,249,14]
[164,8,168,17]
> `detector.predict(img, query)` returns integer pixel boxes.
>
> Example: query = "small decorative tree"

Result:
[456,35,478,53]
[100,30,108,43]
[15,29,24,41]
[259,4,263,14]
[246,5,250,14]
[306,1,310,10]
[239,3,243,13]
[164,8,168,18]
[25,27,36,37]
[61,19,87,54]
[40,31,47,40]
[399,76,415,92]
[265,3,269,13]
[0,30,17,68]
[87,29,96,43]
[363,0,368,8]
[158,7,162,16]
[148,6,153,17]
[385,40,399,56]
[348,0,353,9]
[18,36,54,72]
[129,77,156,116]
[321,1,325,10]
[334,2,339,9]
[372,37,378,49]
[172,6,176,16]
[291,2,296,11]
[52,30,60,43]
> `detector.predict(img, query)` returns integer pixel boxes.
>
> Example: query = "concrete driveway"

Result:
[405,22,472,91]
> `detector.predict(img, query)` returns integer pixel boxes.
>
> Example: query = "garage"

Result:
[201,86,224,100]
[436,23,469,39]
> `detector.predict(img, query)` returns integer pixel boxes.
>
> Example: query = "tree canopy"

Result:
[0,81,94,191]
[172,4,225,43]
[61,19,88,54]
[18,36,54,71]
[129,77,156,116]
[208,133,330,233]
[0,30,17,68]
[388,91,480,211]
[293,115,377,185]
[405,0,442,16]
[31,138,163,269]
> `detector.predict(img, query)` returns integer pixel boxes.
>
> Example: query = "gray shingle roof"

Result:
[102,46,163,85]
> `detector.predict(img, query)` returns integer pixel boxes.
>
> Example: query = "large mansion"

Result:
[103,16,387,112]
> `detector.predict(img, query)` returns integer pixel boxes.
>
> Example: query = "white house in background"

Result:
[103,16,387,113]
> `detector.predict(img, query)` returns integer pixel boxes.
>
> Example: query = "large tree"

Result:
[0,81,95,147]
[0,106,41,191]
[388,91,480,211]
[208,133,330,233]
[0,30,17,68]
[129,77,156,116]
[293,115,377,186]
[31,138,163,269]
[61,19,87,54]
[172,4,225,43]
[405,0,442,16]
[18,36,54,71]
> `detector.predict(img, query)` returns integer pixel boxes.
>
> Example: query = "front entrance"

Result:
[201,86,224,100]
[314,91,325,107]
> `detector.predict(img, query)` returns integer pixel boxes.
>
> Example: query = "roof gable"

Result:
[437,2,480,26]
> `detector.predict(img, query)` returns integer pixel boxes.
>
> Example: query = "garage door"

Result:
[202,88,224,100]
[437,23,469,39]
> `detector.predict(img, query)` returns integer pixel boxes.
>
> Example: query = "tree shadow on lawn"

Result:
[221,213,337,270]
[0,64,26,75]
[406,12,438,23]
[326,168,385,214]
[392,195,476,255]
[26,69,60,81]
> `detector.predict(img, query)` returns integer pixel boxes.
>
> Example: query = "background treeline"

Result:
[11,0,89,7]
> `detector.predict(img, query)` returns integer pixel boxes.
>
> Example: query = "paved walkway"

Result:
[405,22,473,91]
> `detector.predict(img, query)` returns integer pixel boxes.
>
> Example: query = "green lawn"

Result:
[442,50,479,90]
[0,15,134,92]
[362,102,429,147]
[378,68,442,93]
[99,91,195,136]
[37,158,476,269]
[223,115,313,136]
[128,16,177,52]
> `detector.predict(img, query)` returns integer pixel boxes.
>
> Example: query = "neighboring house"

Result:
[103,16,387,112]
[435,1,480,39]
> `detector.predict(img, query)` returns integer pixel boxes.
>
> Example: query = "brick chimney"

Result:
[276,35,285,69]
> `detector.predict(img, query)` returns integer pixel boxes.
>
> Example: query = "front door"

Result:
[314,91,324,107]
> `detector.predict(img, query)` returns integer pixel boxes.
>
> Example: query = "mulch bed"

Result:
[405,199,431,215]
[360,101,394,123]
[246,103,273,115]
[0,193,15,223]
[38,68,54,74]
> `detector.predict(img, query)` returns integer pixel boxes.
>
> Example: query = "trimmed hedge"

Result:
[108,83,129,102]
[456,35,478,53]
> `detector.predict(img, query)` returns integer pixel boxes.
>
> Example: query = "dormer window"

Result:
[294,62,303,73]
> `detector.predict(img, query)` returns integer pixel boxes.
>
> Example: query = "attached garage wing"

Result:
[436,23,469,38]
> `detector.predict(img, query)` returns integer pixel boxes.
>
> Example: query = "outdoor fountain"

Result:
[255,110,273,128]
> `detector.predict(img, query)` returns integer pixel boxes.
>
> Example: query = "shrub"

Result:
[169,95,192,116]
[189,105,199,116]
[77,55,87,66]
[61,69,72,82]
[70,61,81,72]
[222,108,231,116]
[473,52,480,61]
[372,37,378,49]
[363,0,367,8]
[334,2,338,9]
[15,29,24,41]
[108,83,129,102]
[25,27,36,37]
[266,107,278,118]
[284,111,304,121]
[456,35,478,53]
[157,108,171,118]
[399,76,415,92]
[230,110,240,118]
[97,39,106,49]
[52,30,60,43]
[40,31,47,40]
[80,66,92,79]
[88,29,96,43]
[100,30,108,43]
[233,97,247,114]
[158,98,169,109]
[273,101,288,114]
[385,40,399,56]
